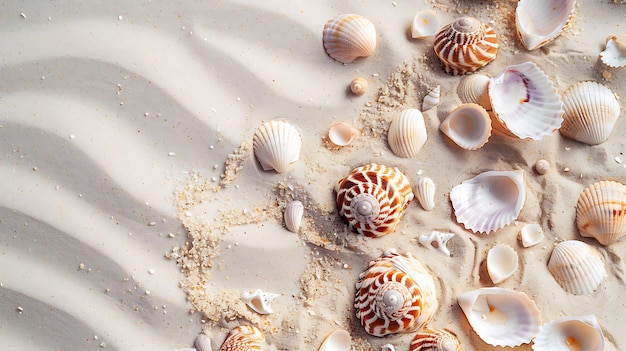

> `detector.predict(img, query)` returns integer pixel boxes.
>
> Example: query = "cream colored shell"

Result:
[418,231,455,257]
[487,244,518,284]
[318,329,351,351]
[548,240,606,295]
[600,34,626,68]
[439,103,491,150]
[350,77,368,96]
[241,289,280,314]
[457,74,491,110]
[253,120,302,173]
[576,180,626,245]
[411,10,440,39]
[284,200,304,233]
[519,223,544,247]
[388,109,428,158]
[515,0,575,50]
[415,177,436,211]
[323,14,376,64]
[532,315,605,351]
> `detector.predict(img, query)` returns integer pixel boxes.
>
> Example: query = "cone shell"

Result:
[457,74,491,110]
[600,34,626,68]
[335,163,414,238]
[487,244,518,284]
[328,122,359,147]
[548,240,607,295]
[218,326,265,351]
[516,0,576,50]
[532,315,605,351]
[411,10,440,39]
[433,17,498,76]
[253,120,302,173]
[422,85,441,112]
[323,14,376,64]
[355,249,438,336]
[284,200,304,233]
[439,103,491,150]
[416,177,436,211]
[318,329,351,351]
[576,180,626,246]
[560,81,621,145]
[410,328,463,351]
[388,109,428,158]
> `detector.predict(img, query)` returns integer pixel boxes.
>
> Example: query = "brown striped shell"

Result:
[335,163,414,238]
[354,249,438,337]
[410,328,463,351]
[576,180,626,246]
[433,17,498,76]
[218,325,265,351]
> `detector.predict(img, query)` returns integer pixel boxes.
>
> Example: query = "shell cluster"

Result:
[253,120,302,173]
[323,14,376,64]
[576,180,626,245]
[439,103,492,150]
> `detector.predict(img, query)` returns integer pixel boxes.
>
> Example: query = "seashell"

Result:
[439,103,491,150]
[411,10,440,39]
[600,34,626,68]
[415,177,436,211]
[195,334,213,351]
[450,170,526,234]
[388,109,428,158]
[533,159,550,175]
[350,77,369,96]
[252,120,302,173]
[487,244,518,284]
[335,163,414,238]
[457,74,491,110]
[284,200,304,233]
[419,231,455,257]
[576,180,626,246]
[519,223,544,247]
[323,14,376,64]
[318,329,351,351]
[489,61,564,140]
[218,325,265,351]
[548,240,607,295]
[433,17,498,76]
[457,287,542,347]
[381,344,396,351]
[241,289,280,315]
[559,81,621,145]
[327,122,359,147]
[532,315,605,351]
[422,85,441,112]
[515,0,576,51]
[355,249,438,336]
[410,328,463,351]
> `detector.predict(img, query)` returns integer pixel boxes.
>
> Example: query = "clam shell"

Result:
[422,85,441,112]
[576,180,626,246]
[350,77,369,96]
[532,315,605,351]
[487,244,518,284]
[519,223,544,247]
[241,289,280,314]
[600,34,626,68]
[355,249,438,336]
[439,103,491,150]
[323,14,376,64]
[328,122,359,147]
[195,334,213,351]
[335,163,414,238]
[450,170,526,234]
[548,240,607,295]
[415,177,436,211]
[253,120,302,173]
[218,326,265,351]
[419,231,455,257]
[433,17,498,76]
[560,81,621,145]
[318,329,351,351]
[457,287,542,347]
[388,109,428,158]
[410,328,463,351]
[489,62,564,140]
[457,74,491,110]
[516,0,576,50]
[284,200,304,233]
[411,10,440,39]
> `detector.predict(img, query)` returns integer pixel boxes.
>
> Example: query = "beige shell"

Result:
[433,17,498,75]
[576,180,626,245]
[253,120,302,173]
[411,10,440,39]
[487,244,518,284]
[388,109,428,158]
[533,159,550,175]
[284,200,304,233]
[600,34,626,68]
[519,223,544,247]
[194,334,213,351]
[415,177,436,211]
[457,74,491,110]
[323,14,376,64]
[516,0,576,50]
[439,103,491,150]
[548,240,607,295]
[422,85,441,112]
[410,328,463,351]
[418,231,455,257]
[327,122,359,147]
[218,325,265,351]
[350,77,368,96]
[318,329,351,351]
[532,315,605,351]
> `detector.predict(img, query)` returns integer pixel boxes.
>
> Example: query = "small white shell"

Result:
[284,200,304,233]
[418,231,455,257]
[411,10,440,39]
[457,74,491,110]
[350,77,368,96]
[487,244,518,284]
[534,159,550,175]
[388,109,428,158]
[241,289,280,314]
[194,334,213,351]
[328,122,359,147]
[548,240,607,295]
[600,34,626,68]
[439,103,492,150]
[318,329,351,351]
[253,120,302,173]
[576,180,626,246]
[381,344,396,351]
[415,177,436,211]
[421,85,440,112]
[532,315,605,351]
[323,14,376,64]
[519,223,544,247]
[515,0,575,50]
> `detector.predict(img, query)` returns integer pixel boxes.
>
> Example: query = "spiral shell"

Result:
[355,249,438,337]
[433,17,498,76]
[388,109,428,158]
[457,74,491,110]
[323,14,376,64]
[410,328,463,351]
[335,164,414,238]
[576,180,626,246]
[218,326,265,351]
[548,240,607,295]
[600,34,626,68]
[516,0,576,50]
[253,120,302,173]
[284,200,304,233]
[422,85,441,112]
[350,77,369,96]
[532,315,605,351]
[439,103,492,150]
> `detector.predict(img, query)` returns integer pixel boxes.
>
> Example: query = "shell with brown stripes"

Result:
[218,325,265,351]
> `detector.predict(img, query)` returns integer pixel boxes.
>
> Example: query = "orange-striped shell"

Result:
[323,14,376,64]
[354,249,438,337]
[433,17,498,76]
[218,326,265,351]
[576,180,626,246]
[335,163,414,238]
[410,328,463,351]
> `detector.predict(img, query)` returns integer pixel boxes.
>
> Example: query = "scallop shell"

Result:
[218,326,265,351]
[457,74,491,110]
[439,103,491,150]
[450,170,526,234]
[548,240,607,295]
[252,120,302,173]
[355,249,438,336]
[318,329,351,351]
[489,61,564,140]
[410,328,463,351]
[532,315,605,351]
[328,122,359,147]
[419,231,455,257]
[388,109,428,158]
[194,334,213,351]
[335,163,414,238]
[433,17,498,76]
[411,10,440,39]
[415,177,436,211]
[516,0,576,50]
[284,200,304,233]
[560,81,621,145]
[519,223,544,247]
[576,180,626,246]
[600,34,626,68]
[457,287,542,347]
[323,14,376,64]
[422,85,441,112]
[241,289,280,314]
[487,244,518,284]
[350,77,369,96]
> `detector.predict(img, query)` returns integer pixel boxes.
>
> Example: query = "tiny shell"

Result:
[350,77,368,96]
[410,328,463,351]
[415,177,436,211]
[576,180,626,245]
[284,200,304,233]
[548,240,607,295]
[381,344,396,351]
[253,120,302,173]
[515,0,576,50]
[323,14,376,64]
[600,34,626,68]
[218,326,265,351]
[388,109,428,158]
[328,122,359,147]
[439,103,491,150]
[487,244,518,284]
[457,74,491,110]
[241,289,280,315]
[532,315,605,351]
[318,329,351,351]
[519,223,544,247]
[411,10,440,39]
[195,334,213,351]
[534,159,550,175]
[418,231,455,257]
[422,85,441,112]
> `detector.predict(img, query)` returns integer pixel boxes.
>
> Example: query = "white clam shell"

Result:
[576,180,626,246]
[323,14,376,64]
[519,223,544,247]
[194,334,213,351]
[450,170,526,234]
[421,85,440,112]
[415,177,436,211]
[532,315,605,351]
[253,120,302,173]
[411,10,440,39]
[284,200,304,233]
[457,74,491,110]
[418,231,455,257]
[439,103,492,150]
[489,62,564,140]
[388,109,428,158]
[241,289,280,314]
[487,244,518,284]
[600,34,626,68]
[548,240,607,295]
[457,287,542,347]
[515,0,575,50]
[318,329,351,351]
[328,122,359,147]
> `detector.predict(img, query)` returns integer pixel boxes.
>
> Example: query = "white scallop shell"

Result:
[388,109,428,158]
[415,177,436,211]
[253,120,302,173]
[241,289,280,314]
[457,287,542,347]
[439,103,492,150]
[328,122,359,147]
[418,231,455,257]
[194,334,213,351]
[284,200,304,233]
[318,329,351,351]
[515,0,576,50]
[457,74,491,110]
[450,170,526,234]
[411,10,440,39]
[350,77,369,96]
[218,326,265,351]
[576,180,626,246]
[489,62,564,140]
[323,14,376,64]
[487,244,518,284]
[422,85,440,112]
[532,315,605,351]
[600,34,626,68]
[548,240,607,295]
[519,223,544,247]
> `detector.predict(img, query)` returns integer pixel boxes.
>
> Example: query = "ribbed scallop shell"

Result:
[410,328,463,351]
[457,74,491,110]
[335,164,414,238]
[355,249,438,336]
[560,81,621,145]
[416,177,436,211]
[218,326,265,351]
[487,244,518,284]
[284,200,304,233]
[576,180,626,246]
[548,240,607,295]
[433,17,498,76]
[450,170,526,234]
[422,85,441,112]
[388,109,428,158]
[600,34,626,68]
[411,10,440,39]
[252,120,302,173]
[439,103,491,150]
[489,62,564,140]
[516,0,576,50]
[318,329,351,351]
[323,14,376,64]
[532,315,605,351]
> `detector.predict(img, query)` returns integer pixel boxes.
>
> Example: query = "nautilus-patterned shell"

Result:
[457,74,491,110]
[439,103,492,150]
[355,249,438,337]
[253,120,302,173]
[548,240,607,295]
[335,164,414,238]
[532,315,605,351]
[218,325,265,351]
[516,0,576,50]
[323,14,376,64]
[388,109,428,158]
[433,17,498,76]
[576,180,626,245]
[410,328,463,351]
[600,34,626,68]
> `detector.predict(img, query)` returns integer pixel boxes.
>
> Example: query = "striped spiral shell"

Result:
[335,163,414,238]
[410,328,463,351]
[354,249,438,337]
[218,326,265,351]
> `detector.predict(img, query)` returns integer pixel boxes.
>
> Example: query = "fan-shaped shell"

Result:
[252,120,302,173]
[335,164,414,238]
[516,0,576,50]
[439,103,491,150]
[548,240,607,295]
[560,81,621,145]
[489,62,564,140]
[422,85,441,112]
[433,17,498,76]
[194,334,213,351]
[457,74,491,110]
[487,244,518,284]
[388,109,428,158]
[218,326,265,351]
[532,315,605,351]
[416,177,436,211]
[410,328,463,351]
[411,10,440,39]
[457,287,542,347]
[284,200,304,233]
[355,249,438,336]
[318,329,351,351]
[600,34,626,68]
[323,14,376,64]
[450,170,526,234]
[328,122,359,147]
[576,180,626,245]
[519,223,544,247]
